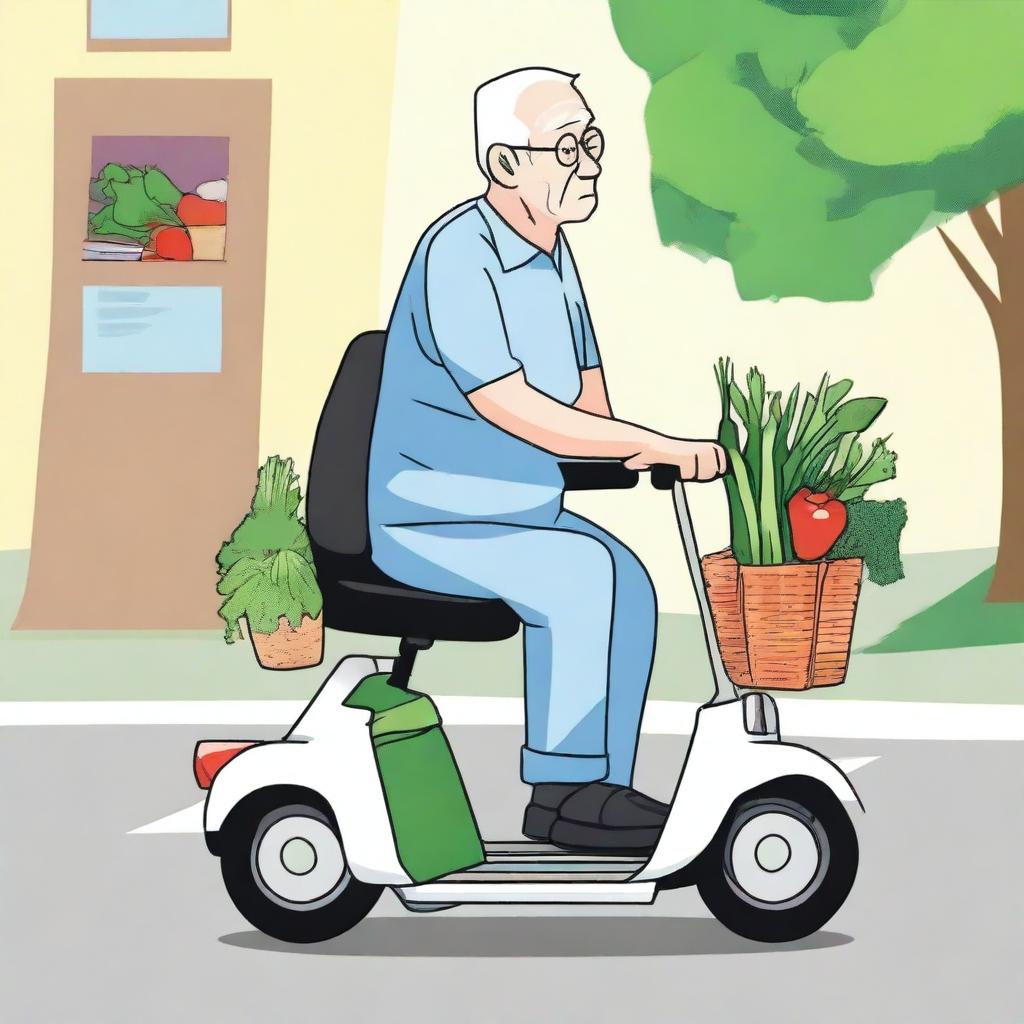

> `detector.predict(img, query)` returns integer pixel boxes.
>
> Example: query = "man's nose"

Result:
[576,147,600,180]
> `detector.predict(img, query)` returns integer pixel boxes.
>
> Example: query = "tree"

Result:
[610,0,1024,601]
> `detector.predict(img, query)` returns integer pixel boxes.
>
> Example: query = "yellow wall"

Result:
[0,0,399,550]
[1,0,1006,613]
[380,0,1003,612]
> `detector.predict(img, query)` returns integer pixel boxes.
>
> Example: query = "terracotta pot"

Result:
[700,550,863,691]
[246,612,324,671]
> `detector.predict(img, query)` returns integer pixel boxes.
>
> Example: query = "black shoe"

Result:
[522,783,584,841]
[548,783,669,853]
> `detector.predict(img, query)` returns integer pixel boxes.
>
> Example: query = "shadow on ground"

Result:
[220,916,853,957]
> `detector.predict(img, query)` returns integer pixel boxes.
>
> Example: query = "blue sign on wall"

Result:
[90,0,229,40]
[82,287,222,373]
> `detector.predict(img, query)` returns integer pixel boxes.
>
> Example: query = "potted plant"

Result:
[703,359,908,690]
[216,455,324,671]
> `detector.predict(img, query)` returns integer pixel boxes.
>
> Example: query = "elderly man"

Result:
[368,67,725,852]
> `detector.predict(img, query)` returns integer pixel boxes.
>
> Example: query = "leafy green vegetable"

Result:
[215,456,322,643]
[823,378,854,412]
[713,360,905,568]
[88,162,183,245]
[728,381,749,426]
[142,166,183,209]
[838,437,897,500]
[715,358,754,563]
[783,372,830,495]
[828,498,908,586]
[743,367,766,507]
[794,396,888,488]
[88,203,150,243]
[217,552,324,640]
[774,386,799,561]
[812,434,898,501]
[758,394,783,564]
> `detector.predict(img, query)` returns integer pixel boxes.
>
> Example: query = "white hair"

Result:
[474,67,579,176]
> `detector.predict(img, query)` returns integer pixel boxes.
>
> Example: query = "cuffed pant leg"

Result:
[554,511,658,787]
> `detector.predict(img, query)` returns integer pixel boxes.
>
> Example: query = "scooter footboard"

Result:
[636,700,862,883]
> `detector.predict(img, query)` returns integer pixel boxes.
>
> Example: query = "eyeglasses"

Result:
[511,127,605,168]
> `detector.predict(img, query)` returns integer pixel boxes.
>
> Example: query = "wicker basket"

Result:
[700,550,863,691]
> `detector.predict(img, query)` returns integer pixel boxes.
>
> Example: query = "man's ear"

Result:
[486,144,519,189]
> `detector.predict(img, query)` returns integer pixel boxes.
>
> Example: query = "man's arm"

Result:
[468,370,724,479]
[574,367,612,417]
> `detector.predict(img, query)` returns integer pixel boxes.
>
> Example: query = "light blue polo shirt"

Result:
[367,197,601,530]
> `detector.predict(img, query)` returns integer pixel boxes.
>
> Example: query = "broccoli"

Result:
[828,498,908,586]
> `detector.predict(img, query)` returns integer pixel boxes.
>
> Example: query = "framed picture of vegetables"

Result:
[704,359,908,692]
[85,135,228,263]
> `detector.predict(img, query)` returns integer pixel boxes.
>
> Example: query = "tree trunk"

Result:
[987,317,1024,601]
[987,186,1024,601]
[938,184,1024,602]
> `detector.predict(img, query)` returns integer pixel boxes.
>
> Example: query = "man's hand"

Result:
[623,438,727,482]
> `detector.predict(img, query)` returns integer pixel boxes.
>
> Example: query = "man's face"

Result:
[507,80,601,224]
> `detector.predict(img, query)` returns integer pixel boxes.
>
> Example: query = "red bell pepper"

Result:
[177,193,227,227]
[151,225,193,261]
[788,488,847,561]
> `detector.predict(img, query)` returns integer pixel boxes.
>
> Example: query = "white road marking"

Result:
[834,755,879,776]
[128,757,880,835]
[0,700,307,726]
[5,698,1024,741]
[129,800,205,835]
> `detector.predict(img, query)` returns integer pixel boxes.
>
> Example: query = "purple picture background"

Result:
[91,136,229,198]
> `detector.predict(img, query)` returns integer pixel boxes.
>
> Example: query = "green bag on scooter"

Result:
[344,672,484,883]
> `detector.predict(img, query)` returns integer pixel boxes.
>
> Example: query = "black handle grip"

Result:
[650,464,679,490]
[559,460,640,491]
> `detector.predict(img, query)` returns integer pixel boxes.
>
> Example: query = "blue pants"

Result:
[371,510,657,786]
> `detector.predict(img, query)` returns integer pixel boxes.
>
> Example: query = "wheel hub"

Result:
[729,808,823,905]
[754,833,791,873]
[254,814,347,906]
[280,836,318,876]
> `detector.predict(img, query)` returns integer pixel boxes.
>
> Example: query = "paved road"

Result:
[1,723,1021,1023]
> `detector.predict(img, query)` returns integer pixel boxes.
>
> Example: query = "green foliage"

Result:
[828,498,908,586]
[88,163,183,245]
[609,0,1024,300]
[714,359,904,569]
[215,456,322,643]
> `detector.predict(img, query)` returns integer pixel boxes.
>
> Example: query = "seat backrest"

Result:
[306,330,386,557]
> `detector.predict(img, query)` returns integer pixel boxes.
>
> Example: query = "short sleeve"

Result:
[425,238,523,394]
[577,300,601,370]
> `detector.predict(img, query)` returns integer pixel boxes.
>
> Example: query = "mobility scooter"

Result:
[196,331,862,945]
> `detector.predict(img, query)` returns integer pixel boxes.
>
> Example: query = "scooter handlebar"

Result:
[650,455,731,490]
[650,464,680,490]
[650,461,737,704]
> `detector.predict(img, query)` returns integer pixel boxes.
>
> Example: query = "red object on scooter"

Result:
[194,741,257,789]
[787,488,847,561]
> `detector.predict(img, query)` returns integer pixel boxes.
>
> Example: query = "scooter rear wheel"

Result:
[220,795,382,943]
[696,777,858,943]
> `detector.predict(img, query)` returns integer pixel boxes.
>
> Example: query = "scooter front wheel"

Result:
[696,778,858,944]
[220,796,382,943]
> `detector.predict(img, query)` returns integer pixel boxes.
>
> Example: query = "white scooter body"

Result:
[202,480,863,938]
[205,654,860,903]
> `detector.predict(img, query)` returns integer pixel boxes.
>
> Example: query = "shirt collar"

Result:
[476,197,562,274]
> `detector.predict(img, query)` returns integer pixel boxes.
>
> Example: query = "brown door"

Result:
[15,79,271,629]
